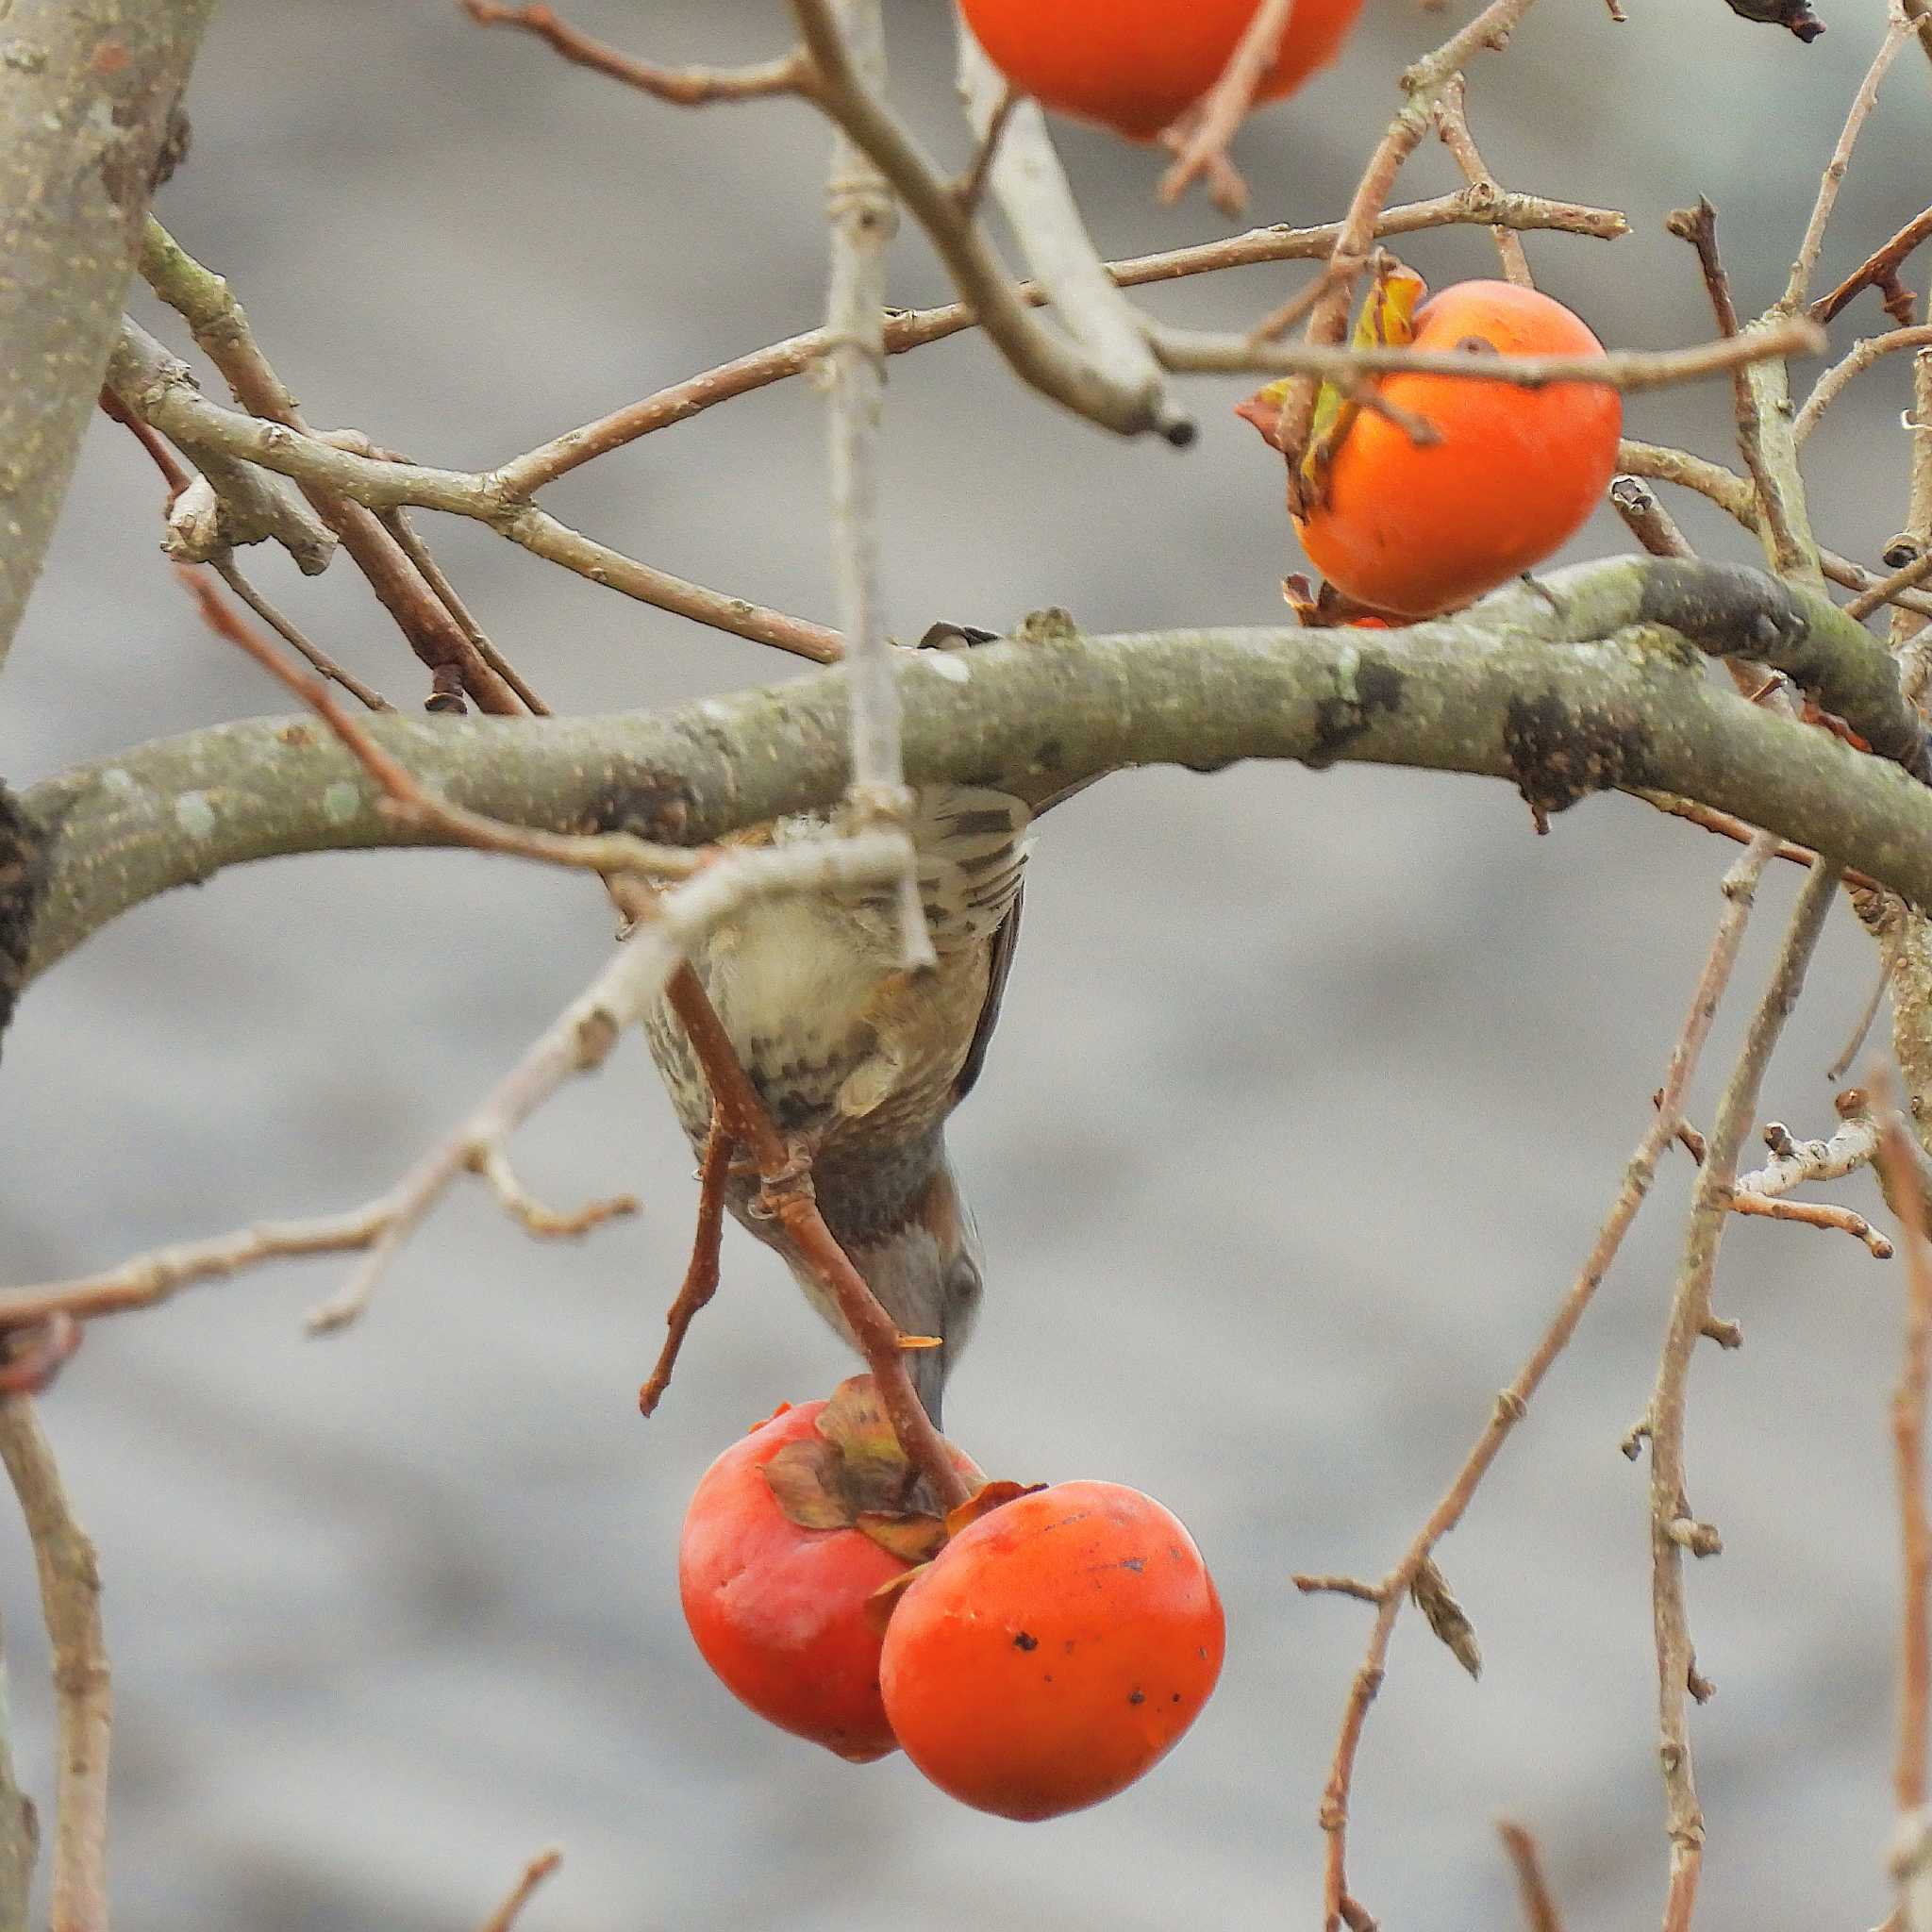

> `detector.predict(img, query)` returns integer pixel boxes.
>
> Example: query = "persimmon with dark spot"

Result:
[677,1378,980,1764]
[958,0,1366,142]
[877,1480,1224,1819]
[1239,279,1623,618]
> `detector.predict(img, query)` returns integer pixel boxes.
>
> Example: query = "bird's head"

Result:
[841,1160,985,1430]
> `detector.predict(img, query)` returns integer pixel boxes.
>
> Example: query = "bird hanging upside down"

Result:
[642,627,1029,1426]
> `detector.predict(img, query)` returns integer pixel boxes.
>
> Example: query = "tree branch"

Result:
[0,0,216,668]
[0,1401,108,1932]
[20,558,1932,986]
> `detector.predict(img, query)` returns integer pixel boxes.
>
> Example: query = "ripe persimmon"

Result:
[958,0,1366,142]
[878,1480,1224,1820]
[677,1378,980,1763]
[1240,278,1623,618]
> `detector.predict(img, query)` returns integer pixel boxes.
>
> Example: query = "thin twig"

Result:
[207,558,392,711]
[1497,1819,1566,1932]
[788,0,1188,440]
[380,508,550,715]
[0,1401,108,1932]
[1879,1097,1932,1828]
[1617,440,1932,617]
[1642,859,1841,1932]
[476,1845,563,1932]
[639,1110,732,1416]
[1811,206,1932,325]
[109,319,847,665]
[1155,310,1823,391]
[1729,1190,1892,1255]
[1795,325,1932,443]
[136,226,527,716]
[173,568,696,880]
[461,3,806,100]
[1156,0,1296,212]
[1306,833,1780,1932]
[490,187,1624,498]
[1433,78,1532,287]
[955,29,1188,441]
[1850,546,1932,624]
[821,0,933,973]
[1782,8,1911,314]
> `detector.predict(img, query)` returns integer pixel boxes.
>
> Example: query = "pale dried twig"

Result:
[821,0,934,973]
[955,29,1189,442]
[1641,859,1840,1932]
[0,1401,108,1932]
[489,187,1624,500]
[1154,311,1823,392]
[1781,7,1911,315]
[1878,1084,1932,1930]
[1793,325,1932,443]
[1299,833,1781,1932]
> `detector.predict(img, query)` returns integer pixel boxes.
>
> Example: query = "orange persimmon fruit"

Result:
[958,0,1367,142]
[677,1378,980,1763]
[878,1480,1225,1819]
[1241,279,1623,618]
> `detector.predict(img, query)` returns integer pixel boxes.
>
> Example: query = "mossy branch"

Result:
[15,558,1930,986]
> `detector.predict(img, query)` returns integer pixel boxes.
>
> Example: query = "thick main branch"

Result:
[16,558,1932,983]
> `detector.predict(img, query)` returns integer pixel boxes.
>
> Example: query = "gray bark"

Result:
[15,559,1932,987]
[0,0,218,667]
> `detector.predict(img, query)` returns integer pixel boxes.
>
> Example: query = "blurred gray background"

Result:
[3,1,1928,1925]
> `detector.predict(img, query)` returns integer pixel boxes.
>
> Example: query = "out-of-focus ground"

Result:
[2,3,1926,1926]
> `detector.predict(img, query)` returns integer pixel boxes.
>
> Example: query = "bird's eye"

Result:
[945,1256,984,1323]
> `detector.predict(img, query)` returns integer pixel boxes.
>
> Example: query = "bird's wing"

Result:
[910,784,1030,952]
[954,882,1022,1105]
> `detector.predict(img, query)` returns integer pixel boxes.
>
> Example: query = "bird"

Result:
[641,625,1029,1426]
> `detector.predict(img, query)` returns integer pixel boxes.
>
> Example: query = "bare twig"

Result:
[0,1401,108,1932]
[1736,1109,1882,1198]
[1850,548,1932,624]
[207,558,392,711]
[1728,1190,1892,1255]
[1782,9,1910,314]
[301,830,911,1338]
[136,226,528,716]
[1812,206,1932,325]
[173,568,695,880]
[491,187,1623,499]
[1155,310,1823,392]
[1255,0,1546,503]
[787,0,1189,441]
[1497,1819,1566,1932]
[956,30,1188,441]
[1617,440,1932,617]
[1156,0,1295,212]
[1879,1098,1932,1831]
[379,508,549,715]
[476,1844,563,1932]
[1433,78,1532,287]
[1641,859,1840,1932]
[1796,325,1932,443]
[1667,198,1813,577]
[459,1,808,101]
[821,0,933,973]
[639,1110,732,1416]
[1306,833,1781,1932]
[109,318,847,664]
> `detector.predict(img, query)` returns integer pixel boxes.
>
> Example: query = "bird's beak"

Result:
[906,1336,948,1432]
